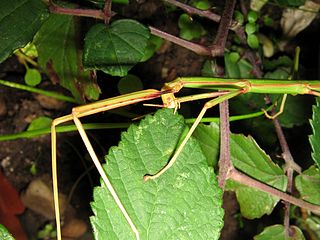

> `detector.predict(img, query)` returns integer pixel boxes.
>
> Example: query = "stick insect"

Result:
[52,77,320,240]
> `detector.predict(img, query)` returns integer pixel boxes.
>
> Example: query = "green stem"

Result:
[0,107,271,141]
[0,123,130,141]
[0,79,77,104]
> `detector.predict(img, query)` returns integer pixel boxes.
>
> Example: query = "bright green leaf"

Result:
[0,0,49,63]
[295,166,320,205]
[91,109,224,240]
[310,98,320,167]
[24,68,41,86]
[83,20,150,77]
[192,0,211,10]
[254,225,305,240]
[245,22,257,35]
[247,34,259,49]
[27,116,52,131]
[193,123,287,219]
[34,13,99,102]
[248,10,259,23]
[0,224,14,240]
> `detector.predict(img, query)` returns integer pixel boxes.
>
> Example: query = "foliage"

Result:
[0,0,320,239]
[91,109,224,239]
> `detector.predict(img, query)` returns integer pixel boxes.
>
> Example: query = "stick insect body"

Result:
[52,77,320,240]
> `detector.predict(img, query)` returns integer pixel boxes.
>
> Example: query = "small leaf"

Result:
[224,52,254,78]
[24,68,41,86]
[295,166,320,205]
[247,34,259,49]
[254,225,305,240]
[90,109,224,239]
[245,22,257,35]
[0,0,49,63]
[0,225,14,240]
[248,10,259,23]
[234,10,244,25]
[310,98,320,167]
[27,116,52,131]
[83,20,150,77]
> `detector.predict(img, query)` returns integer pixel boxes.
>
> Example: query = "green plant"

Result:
[1,1,320,240]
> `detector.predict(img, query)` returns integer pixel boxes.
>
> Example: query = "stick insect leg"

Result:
[263,94,288,119]
[51,114,75,240]
[51,90,162,240]
[72,112,140,240]
[144,90,244,181]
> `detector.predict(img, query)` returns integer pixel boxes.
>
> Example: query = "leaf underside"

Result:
[90,109,224,240]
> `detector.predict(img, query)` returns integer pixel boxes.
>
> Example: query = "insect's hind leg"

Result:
[71,110,140,240]
[51,114,74,240]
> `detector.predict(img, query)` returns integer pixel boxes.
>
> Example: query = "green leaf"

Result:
[117,74,143,94]
[254,225,305,240]
[34,13,99,102]
[224,52,254,78]
[295,166,320,205]
[248,10,259,23]
[141,35,163,62]
[275,95,312,128]
[178,14,206,41]
[245,22,257,35]
[201,60,220,77]
[310,98,320,167]
[234,10,244,25]
[27,116,52,131]
[0,0,49,63]
[193,123,287,219]
[0,224,14,240]
[90,109,224,240]
[24,68,41,86]
[247,34,259,49]
[83,20,150,77]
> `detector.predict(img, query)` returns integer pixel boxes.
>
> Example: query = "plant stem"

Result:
[48,0,115,21]
[228,168,320,214]
[163,0,241,31]
[149,26,211,56]
[0,123,130,141]
[0,79,77,103]
[209,0,237,56]
[271,109,299,237]
[218,100,231,188]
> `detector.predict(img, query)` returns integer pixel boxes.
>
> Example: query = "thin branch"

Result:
[228,168,320,214]
[103,0,112,24]
[218,100,232,189]
[48,0,115,21]
[149,26,211,56]
[209,0,237,56]
[163,0,241,31]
